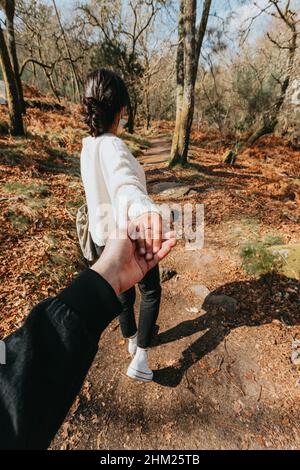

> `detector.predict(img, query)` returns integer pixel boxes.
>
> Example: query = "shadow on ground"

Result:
[153,274,300,387]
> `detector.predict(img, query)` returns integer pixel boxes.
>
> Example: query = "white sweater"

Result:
[80,133,159,246]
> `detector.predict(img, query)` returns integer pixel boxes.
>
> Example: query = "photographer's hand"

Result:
[91,228,175,295]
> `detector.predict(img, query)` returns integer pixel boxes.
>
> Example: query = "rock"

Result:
[271,319,282,326]
[291,351,300,366]
[203,294,238,315]
[291,338,300,366]
[185,307,199,314]
[160,267,177,283]
[190,284,210,299]
[269,243,300,280]
[151,182,191,198]
[233,399,244,415]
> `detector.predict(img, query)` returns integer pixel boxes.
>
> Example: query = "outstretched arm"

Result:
[0,232,175,449]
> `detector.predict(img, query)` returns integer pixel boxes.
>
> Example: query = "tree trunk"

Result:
[170,0,212,167]
[144,86,151,130]
[193,0,212,86]
[3,0,26,113]
[0,25,24,135]
[35,35,61,101]
[127,98,134,134]
[277,54,300,139]
[52,0,81,101]
[169,0,185,166]
[31,54,37,86]
[47,71,61,102]
[246,33,296,147]
[175,0,196,166]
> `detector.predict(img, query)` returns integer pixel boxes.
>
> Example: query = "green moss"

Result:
[3,181,49,196]
[240,233,285,277]
[7,211,31,233]
[122,132,151,157]
[269,244,300,280]
[122,132,151,148]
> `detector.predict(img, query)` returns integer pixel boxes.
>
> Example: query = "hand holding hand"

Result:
[129,212,162,261]
[91,228,175,295]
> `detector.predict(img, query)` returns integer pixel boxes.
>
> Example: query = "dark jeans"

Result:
[95,245,161,349]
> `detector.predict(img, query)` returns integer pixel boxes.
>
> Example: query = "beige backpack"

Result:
[76,204,98,262]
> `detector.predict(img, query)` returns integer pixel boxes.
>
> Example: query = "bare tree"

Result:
[248,0,299,143]
[170,0,212,166]
[80,0,163,133]
[1,0,25,111]
[138,12,175,130]
[0,0,24,135]
[223,0,299,163]
[16,0,63,99]
[52,0,81,101]
[16,0,91,101]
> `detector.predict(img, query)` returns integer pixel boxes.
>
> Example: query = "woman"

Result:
[81,68,162,382]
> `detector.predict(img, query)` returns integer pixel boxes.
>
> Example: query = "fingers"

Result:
[144,213,153,260]
[152,213,162,254]
[130,212,163,260]
[140,212,162,260]
[161,230,175,241]
[128,220,146,255]
[136,225,146,255]
[134,213,152,260]
[146,232,176,270]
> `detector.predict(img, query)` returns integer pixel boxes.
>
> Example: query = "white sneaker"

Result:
[127,347,153,382]
[128,333,137,356]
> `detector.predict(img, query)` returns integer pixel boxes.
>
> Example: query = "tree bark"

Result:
[0,24,24,135]
[170,0,212,167]
[175,0,196,166]
[169,0,185,165]
[3,0,26,113]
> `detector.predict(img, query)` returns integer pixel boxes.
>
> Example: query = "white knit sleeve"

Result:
[99,136,160,223]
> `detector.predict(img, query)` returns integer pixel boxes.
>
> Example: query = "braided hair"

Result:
[82,68,129,137]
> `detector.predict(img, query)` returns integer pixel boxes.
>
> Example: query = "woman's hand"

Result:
[91,228,175,295]
[129,212,162,260]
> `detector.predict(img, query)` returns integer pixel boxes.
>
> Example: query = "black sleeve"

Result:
[0,269,122,450]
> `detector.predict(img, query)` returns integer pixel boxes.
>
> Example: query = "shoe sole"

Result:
[127,366,153,382]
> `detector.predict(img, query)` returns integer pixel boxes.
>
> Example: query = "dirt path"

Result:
[138,137,171,165]
[52,136,300,450]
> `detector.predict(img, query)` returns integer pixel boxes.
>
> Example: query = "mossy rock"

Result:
[269,243,300,280]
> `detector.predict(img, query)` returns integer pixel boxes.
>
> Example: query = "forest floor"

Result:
[1,97,300,449]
